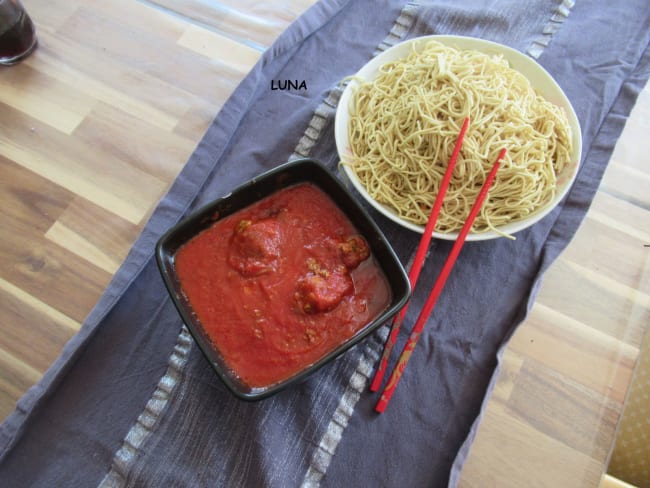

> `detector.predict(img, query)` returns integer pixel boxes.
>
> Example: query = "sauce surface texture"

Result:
[174,183,391,388]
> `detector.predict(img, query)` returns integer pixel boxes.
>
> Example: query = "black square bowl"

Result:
[155,158,411,400]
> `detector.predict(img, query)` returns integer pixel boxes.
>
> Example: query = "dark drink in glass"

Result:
[0,0,37,66]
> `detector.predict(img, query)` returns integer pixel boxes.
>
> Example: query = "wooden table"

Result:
[1,1,648,486]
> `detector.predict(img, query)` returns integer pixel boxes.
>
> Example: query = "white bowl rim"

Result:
[335,34,583,241]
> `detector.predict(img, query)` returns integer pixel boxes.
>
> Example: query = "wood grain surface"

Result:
[458,84,650,488]
[0,0,309,421]
[0,1,648,486]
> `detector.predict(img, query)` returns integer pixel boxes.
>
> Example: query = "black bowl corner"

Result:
[154,158,411,401]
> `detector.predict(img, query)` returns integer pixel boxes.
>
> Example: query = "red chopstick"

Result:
[369,117,470,393]
[375,147,507,413]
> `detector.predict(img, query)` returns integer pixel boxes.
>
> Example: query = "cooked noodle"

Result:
[342,40,573,237]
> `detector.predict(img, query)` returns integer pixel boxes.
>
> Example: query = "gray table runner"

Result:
[1,1,649,487]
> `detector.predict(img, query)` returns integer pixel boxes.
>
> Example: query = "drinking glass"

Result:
[0,0,37,66]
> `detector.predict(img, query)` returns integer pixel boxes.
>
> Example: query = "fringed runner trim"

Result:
[290,92,341,160]
[301,340,384,487]
[527,0,575,59]
[98,326,193,488]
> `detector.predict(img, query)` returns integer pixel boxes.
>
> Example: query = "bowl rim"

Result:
[335,34,583,241]
[155,158,411,401]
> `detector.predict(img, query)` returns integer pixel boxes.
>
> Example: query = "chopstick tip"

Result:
[374,398,387,414]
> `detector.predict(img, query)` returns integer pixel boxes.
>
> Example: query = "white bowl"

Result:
[335,35,582,241]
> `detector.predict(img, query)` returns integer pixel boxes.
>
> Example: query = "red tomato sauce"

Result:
[174,183,391,388]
